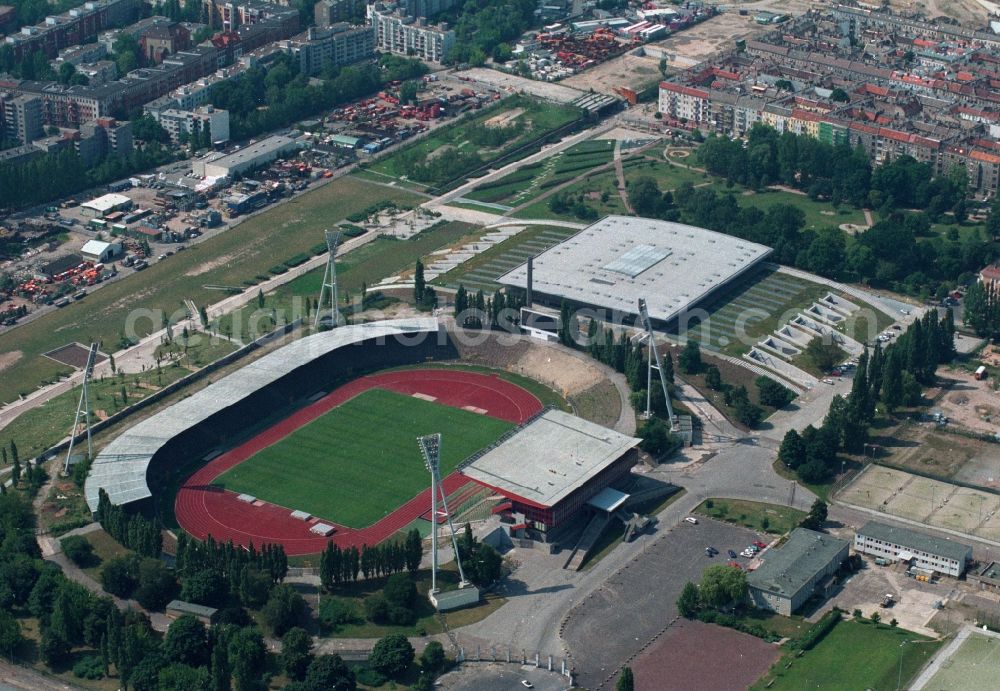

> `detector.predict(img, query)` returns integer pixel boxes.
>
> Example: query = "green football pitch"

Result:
[213,388,514,528]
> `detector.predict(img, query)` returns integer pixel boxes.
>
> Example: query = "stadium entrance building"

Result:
[461,409,640,540]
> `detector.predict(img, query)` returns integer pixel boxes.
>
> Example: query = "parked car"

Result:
[685,517,698,525]
[728,549,737,559]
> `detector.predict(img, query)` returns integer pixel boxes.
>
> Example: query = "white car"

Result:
[823,378,834,385]
[685,517,698,524]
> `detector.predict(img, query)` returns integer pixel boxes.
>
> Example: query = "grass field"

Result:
[365,96,582,187]
[433,224,579,292]
[510,168,625,221]
[921,631,1000,689]
[751,619,941,690]
[217,220,482,341]
[0,176,423,405]
[213,388,513,527]
[0,338,237,460]
[694,498,806,535]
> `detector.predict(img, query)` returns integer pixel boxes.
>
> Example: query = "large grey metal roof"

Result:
[85,318,440,511]
[748,528,849,599]
[461,409,640,508]
[497,216,772,323]
[857,520,972,564]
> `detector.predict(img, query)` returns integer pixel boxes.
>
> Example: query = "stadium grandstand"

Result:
[461,409,640,541]
[498,215,772,329]
[85,318,451,513]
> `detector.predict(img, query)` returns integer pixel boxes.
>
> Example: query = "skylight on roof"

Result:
[603,244,670,278]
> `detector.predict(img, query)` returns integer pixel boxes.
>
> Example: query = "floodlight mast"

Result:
[64,342,98,474]
[418,433,441,594]
[417,433,470,598]
[637,298,677,432]
[314,230,341,329]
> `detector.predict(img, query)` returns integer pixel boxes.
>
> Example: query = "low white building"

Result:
[80,239,123,263]
[80,193,133,218]
[854,521,972,577]
[368,3,455,62]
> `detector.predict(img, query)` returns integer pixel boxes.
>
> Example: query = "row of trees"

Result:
[779,309,955,484]
[963,280,1000,338]
[697,124,967,216]
[95,489,163,559]
[318,529,423,589]
[453,284,526,329]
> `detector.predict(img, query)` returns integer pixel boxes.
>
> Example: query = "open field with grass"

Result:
[214,388,513,528]
[463,139,616,207]
[510,167,626,221]
[741,188,867,231]
[364,96,582,187]
[695,498,806,534]
[623,158,707,191]
[433,224,578,292]
[218,220,481,341]
[0,339,237,459]
[920,630,1000,690]
[751,619,941,690]
[0,176,423,405]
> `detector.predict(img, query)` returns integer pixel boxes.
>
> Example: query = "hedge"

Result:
[790,609,841,651]
[268,265,289,275]
[284,253,311,268]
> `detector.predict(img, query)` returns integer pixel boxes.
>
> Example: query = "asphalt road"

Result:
[439,663,571,691]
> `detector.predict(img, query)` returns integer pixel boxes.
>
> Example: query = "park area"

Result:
[364,95,583,190]
[213,388,514,528]
[752,618,941,690]
[0,175,424,405]
[839,465,1000,542]
[694,498,806,535]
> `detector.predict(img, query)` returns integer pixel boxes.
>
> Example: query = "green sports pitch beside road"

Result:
[212,388,513,528]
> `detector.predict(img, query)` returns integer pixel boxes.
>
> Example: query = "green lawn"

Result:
[752,619,942,690]
[623,158,708,191]
[511,168,624,221]
[0,176,423,404]
[694,498,806,535]
[365,96,582,186]
[921,630,1000,689]
[217,220,482,341]
[0,341,235,460]
[740,189,866,230]
[213,388,513,527]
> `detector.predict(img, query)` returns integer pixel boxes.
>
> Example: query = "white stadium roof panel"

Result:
[498,215,772,324]
[85,318,440,512]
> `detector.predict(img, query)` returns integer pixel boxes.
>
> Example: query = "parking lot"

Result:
[561,517,763,690]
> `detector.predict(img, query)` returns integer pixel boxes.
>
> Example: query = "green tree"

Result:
[228,627,266,691]
[616,666,635,691]
[60,535,95,567]
[383,572,416,609]
[870,611,881,627]
[414,260,425,303]
[159,663,211,690]
[134,558,176,611]
[629,176,662,217]
[101,554,140,598]
[677,581,700,618]
[0,609,23,657]
[698,565,748,609]
[162,615,208,667]
[800,499,828,531]
[303,653,356,690]
[679,339,702,374]
[804,337,842,372]
[262,583,306,636]
[369,633,414,679]
[778,429,807,469]
[404,528,422,573]
[756,376,794,407]
[704,365,722,390]
[419,640,445,674]
[281,627,314,680]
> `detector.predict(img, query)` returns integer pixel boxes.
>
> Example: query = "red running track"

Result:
[175,369,542,555]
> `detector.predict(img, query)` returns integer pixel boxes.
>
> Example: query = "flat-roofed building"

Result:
[854,521,972,577]
[748,528,850,615]
[498,215,772,329]
[461,409,640,538]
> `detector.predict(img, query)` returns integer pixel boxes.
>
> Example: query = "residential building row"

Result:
[368,2,455,63]
[657,5,1000,194]
[4,0,144,61]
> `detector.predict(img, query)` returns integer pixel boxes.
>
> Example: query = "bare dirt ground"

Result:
[0,350,22,372]
[934,370,1000,436]
[484,108,524,128]
[888,0,991,24]
[647,13,763,69]
[185,253,239,277]
[632,619,780,691]
[561,52,663,95]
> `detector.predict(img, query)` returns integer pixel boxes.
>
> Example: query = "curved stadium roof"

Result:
[84,318,440,512]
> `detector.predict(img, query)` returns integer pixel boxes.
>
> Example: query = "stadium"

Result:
[83,317,638,556]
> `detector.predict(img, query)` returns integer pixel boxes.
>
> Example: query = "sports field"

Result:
[840,465,1000,542]
[916,629,1000,690]
[213,388,513,528]
[752,619,941,690]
